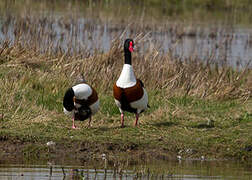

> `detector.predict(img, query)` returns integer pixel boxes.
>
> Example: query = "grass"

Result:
[0,35,251,163]
[0,3,251,163]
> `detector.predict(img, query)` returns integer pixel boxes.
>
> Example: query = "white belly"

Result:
[130,88,148,113]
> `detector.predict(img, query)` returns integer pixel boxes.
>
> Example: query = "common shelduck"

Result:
[113,39,149,127]
[63,77,99,129]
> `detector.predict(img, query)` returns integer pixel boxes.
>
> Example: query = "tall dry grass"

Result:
[1,34,251,100]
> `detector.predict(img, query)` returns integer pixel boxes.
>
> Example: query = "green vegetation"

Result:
[0,35,251,162]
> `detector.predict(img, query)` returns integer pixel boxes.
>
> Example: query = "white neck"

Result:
[116,64,136,88]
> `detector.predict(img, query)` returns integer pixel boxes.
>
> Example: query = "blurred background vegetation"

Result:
[1,0,252,26]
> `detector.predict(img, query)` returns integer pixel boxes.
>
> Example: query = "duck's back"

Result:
[72,83,92,99]
[72,83,99,114]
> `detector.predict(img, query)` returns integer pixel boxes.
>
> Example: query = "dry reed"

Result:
[0,30,251,100]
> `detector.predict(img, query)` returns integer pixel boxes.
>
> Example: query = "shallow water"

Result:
[0,0,252,68]
[0,160,252,180]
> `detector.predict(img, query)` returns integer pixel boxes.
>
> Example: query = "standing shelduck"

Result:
[63,77,99,129]
[113,39,149,128]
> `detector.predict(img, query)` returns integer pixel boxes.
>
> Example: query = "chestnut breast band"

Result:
[113,79,144,103]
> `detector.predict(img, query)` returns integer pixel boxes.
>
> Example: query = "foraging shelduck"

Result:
[113,39,149,127]
[63,77,99,129]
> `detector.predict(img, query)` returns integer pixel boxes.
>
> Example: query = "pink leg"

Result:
[135,113,139,127]
[72,114,77,129]
[121,113,124,128]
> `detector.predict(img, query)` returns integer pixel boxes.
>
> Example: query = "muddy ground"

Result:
[0,136,177,166]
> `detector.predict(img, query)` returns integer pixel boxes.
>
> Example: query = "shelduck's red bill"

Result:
[129,41,134,52]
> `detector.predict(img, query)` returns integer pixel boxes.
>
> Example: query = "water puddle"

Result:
[0,160,251,180]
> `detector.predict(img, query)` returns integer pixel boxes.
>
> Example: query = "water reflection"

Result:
[0,1,252,68]
[0,16,252,68]
[0,160,251,180]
